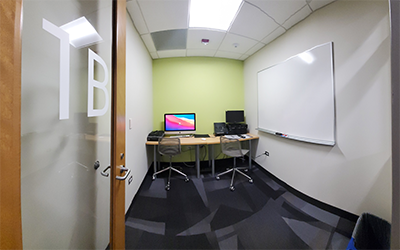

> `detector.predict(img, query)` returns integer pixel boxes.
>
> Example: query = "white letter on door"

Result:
[88,49,109,117]
[42,19,70,120]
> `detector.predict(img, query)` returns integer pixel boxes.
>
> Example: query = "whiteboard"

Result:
[257,42,335,146]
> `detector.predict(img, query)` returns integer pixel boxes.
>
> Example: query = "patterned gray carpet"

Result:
[125,159,356,249]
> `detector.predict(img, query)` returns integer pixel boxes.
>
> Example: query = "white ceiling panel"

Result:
[137,0,189,33]
[187,29,226,50]
[239,54,251,60]
[230,2,279,41]
[247,0,308,25]
[141,34,156,53]
[187,49,217,57]
[282,5,312,30]
[244,42,266,56]
[126,0,148,35]
[150,52,159,59]
[126,0,335,61]
[214,50,242,60]
[157,49,187,58]
[219,33,258,54]
[309,0,336,11]
[261,26,286,44]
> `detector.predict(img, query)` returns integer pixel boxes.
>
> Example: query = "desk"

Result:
[146,134,259,178]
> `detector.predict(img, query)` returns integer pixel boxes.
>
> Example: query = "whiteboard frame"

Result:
[256,42,336,146]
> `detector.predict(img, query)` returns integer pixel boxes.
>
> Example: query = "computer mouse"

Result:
[201,138,206,141]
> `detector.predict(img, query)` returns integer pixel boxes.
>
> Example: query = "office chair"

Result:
[216,136,253,191]
[153,137,189,191]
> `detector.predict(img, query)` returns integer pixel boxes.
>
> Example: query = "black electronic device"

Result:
[194,134,210,138]
[147,130,165,141]
[226,110,245,123]
[226,123,248,135]
[214,122,228,136]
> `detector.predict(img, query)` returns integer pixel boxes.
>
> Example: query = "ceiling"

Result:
[126,0,335,61]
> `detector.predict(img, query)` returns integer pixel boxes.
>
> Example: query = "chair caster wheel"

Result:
[216,176,220,180]
[230,186,235,191]
[185,178,189,182]
[165,185,170,191]
[152,175,156,180]
[249,179,253,183]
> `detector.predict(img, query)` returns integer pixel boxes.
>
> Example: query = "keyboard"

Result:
[170,134,192,138]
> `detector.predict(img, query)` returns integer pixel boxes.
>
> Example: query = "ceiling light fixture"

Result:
[189,0,243,31]
[60,17,102,48]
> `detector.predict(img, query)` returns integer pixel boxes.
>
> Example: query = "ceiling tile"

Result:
[244,42,266,56]
[186,49,216,57]
[309,0,336,11]
[151,29,187,51]
[214,50,242,60]
[187,29,226,50]
[157,50,187,58]
[150,52,159,59]
[229,2,279,41]
[141,34,156,52]
[282,5,312,30]
[126,0,148,35]
[137,0,189,33]
[247,0,308,25]
[261,26,286,44]
[219,33,258,54]
[239,54,250,60]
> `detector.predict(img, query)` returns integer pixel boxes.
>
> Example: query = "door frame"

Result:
[0,0,23,248]
[110,0,127,248]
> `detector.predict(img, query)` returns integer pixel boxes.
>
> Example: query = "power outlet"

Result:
[264,151,269,156]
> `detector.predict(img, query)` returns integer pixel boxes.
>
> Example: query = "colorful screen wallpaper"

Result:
[165,114,195,131]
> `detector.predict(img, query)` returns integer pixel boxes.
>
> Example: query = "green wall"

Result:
[153,57,244,134]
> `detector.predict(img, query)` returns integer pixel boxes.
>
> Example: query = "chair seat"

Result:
[224,149,249,158]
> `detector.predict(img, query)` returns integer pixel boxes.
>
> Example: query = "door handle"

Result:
[116,165,131,181]
[101,166,111,177]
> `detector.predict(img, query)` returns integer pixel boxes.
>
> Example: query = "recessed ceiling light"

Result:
[189,0,243,31]
[60,17,102,48]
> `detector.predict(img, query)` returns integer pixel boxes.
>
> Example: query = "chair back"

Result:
[158,137,181,157]
[220,136,244,158]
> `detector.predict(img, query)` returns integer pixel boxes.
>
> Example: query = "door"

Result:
[1,0,126,248]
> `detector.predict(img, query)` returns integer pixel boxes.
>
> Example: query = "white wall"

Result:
[245,0,392,221]
[125,12,153,211]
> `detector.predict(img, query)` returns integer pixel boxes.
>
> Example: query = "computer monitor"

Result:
[164,113,196,135]
[226,110,245,123]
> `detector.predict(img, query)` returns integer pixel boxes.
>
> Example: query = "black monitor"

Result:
[226,110,245,123]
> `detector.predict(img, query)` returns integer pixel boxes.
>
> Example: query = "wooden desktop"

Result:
[146,133,259,178]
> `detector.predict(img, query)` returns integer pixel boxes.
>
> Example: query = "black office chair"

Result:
[153,137,189,191]
[216,136,253,191]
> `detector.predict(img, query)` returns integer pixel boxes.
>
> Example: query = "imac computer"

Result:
[164,113,196,135]
[226,110,245,123]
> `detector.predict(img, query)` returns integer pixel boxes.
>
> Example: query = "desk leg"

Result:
[153,145,157,174]
[248,140,252,170]
[196,145,200,178]
[210,145,215,176]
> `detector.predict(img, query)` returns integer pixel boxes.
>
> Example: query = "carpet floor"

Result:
[125,159,356,249]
